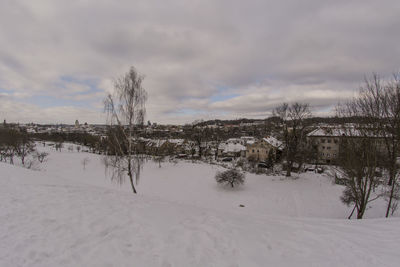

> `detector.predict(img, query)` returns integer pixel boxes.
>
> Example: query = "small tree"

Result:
[14,132,35,166]
[35,152,49,163]
[154,153,165,168]
[81,157,90,170]
[215,169,245,188]
[55,141,63,152]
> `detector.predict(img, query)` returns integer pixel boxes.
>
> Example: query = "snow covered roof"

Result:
[307,128,344,137]
[226,138,241,143]
[219,143,246,153]
[307,127,386,138]
[240,136,256,141]
[262,136,283,148]
[246,140,256,145]
[167,139,185,145]
[148,139,166,147]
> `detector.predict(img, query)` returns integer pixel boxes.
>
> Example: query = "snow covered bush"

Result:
[215,169,245,188]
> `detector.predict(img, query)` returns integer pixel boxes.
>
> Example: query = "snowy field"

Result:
[1,144,400,266]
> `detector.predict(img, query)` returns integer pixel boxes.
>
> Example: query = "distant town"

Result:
[0,115,364,167]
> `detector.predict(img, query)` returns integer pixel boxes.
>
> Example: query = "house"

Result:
[244,136,283,162]
[217,143,246,159]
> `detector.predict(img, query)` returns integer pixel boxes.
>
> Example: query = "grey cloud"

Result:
[0,0,399,124]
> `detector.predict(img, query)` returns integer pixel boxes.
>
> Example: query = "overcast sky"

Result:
[1,0,399,125]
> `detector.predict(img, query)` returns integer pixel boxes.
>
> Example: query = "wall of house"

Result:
[246,143,273,162]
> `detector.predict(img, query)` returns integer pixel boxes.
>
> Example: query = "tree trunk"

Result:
[286,160,292,177]
[357,212,363,219]
[348,204,356,219]
[128,171,137,194]
[286,144,291,176]
[386,180,396,217]
[127,160,137,194]
[357,203,365,219]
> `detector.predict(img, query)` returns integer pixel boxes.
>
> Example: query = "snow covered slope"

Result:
[1,159,400,266]
[36,145,389,219]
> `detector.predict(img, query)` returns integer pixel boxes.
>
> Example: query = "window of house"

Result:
[321,139,325,143]
[327,146,331,150]
[327,139,331,143]
[322,146,325,149]
[334,139,338,143]
[327,153,330,158]
[257,150,259,153]
[252,149,255,153]
[333,153,336,157]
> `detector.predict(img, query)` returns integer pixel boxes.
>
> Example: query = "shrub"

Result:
[215,169,245,188]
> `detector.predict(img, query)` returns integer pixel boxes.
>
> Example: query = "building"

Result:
[307,128,340,164]
[307,126,386,164]
[217,142,246,158]
[244,136,283,162]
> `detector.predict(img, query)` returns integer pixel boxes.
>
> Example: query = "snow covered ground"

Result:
[1,144,399,266]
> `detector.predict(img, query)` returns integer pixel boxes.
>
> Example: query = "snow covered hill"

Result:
[1,147,400,266]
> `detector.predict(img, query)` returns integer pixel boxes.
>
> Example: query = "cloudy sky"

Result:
[1,0,399,124]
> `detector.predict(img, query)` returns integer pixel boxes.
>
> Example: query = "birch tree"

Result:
[104,66,147,194]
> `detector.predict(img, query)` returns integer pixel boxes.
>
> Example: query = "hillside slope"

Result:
[1,162,400,267]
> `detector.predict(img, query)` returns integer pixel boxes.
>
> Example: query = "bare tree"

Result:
[210,127,226,160]
[343,73,400,217]
[35,152,49,163]
[215,169,245,188]
[191,126,207,158]
[14,132,35,166]
[273,102,311,176]
[104,66,147,194]
[154,154,165,168]
[336,131,383,219]
[0,128,37,167]
[55,141,63,152]
[335,90,391,219]
[0,128,18,164]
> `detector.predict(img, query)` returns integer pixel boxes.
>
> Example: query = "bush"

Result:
[215,169,245,188]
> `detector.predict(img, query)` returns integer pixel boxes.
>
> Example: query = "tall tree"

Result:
[274,102,311,176]
[104,66,147,194]
[336,130,383,219]
[341,73,400,217]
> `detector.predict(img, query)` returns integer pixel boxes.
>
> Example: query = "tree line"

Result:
[0,128,47,168]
